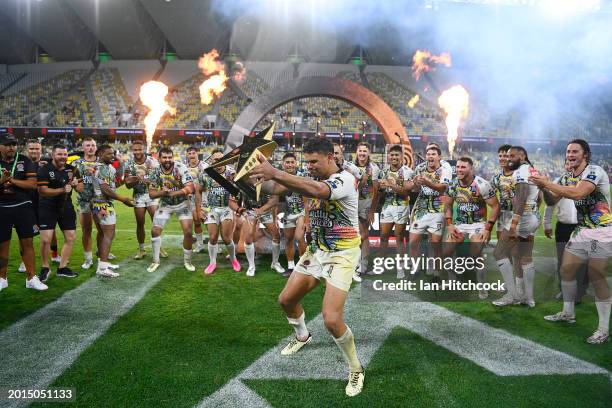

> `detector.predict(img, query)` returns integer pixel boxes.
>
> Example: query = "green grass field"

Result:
[0,187,610,408]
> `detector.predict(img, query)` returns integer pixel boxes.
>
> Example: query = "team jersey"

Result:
[512,163,540,213]
[196,166,235,209]
[340,160,363,180]
[37,162,75,207]
[378,165,413,207]
[73,157,99,204]
[446,176,496,224]
[186,160,206,185]
[149,162,194,207]
[490,170,515,212]
[557,165,612,230]
[91,163,117,204]
[0,154,37,207]
[308,170,360,252]
[356,162,380,200]
[412,162,453,217]
[285,168,308,215]
[124,156,159,196]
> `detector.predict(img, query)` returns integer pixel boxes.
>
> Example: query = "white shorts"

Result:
[358,198,373,220]
[455,222,486,239]
[411,212,444,236]
[380,205,410,225]
[517,213,540,238]
[565,225,612,260]
[246,209,274,225]
[91,202,116,226]
[204,207,233,225]
[134,193,158,209]
[498,210,513,231]
[153,202,192,228]
[294,246,361,292]
[282,212,304,229]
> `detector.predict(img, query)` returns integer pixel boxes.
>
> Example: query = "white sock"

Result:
[139,243,145,251]
[208,243,219,264]
[287,312,309,341]
[183,248,192,263]
[497,258,515,297]
[245,243,255,268]
[272,242,280,264]
[561,280,577,316]
[288,260,295,270]
[151,236,161,263]
[595,295,611,333]
[522,263,535,302]
[84,251,93,262]
[196,233,203,245]
[516,277,524,293]
[226,241,236,261]
[333,326,362,372]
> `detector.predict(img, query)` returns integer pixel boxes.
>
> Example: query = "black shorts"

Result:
[38,202,77,231]
[0,203,39,243]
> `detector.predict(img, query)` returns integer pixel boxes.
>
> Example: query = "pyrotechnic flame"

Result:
[408,94,420,109]
[412,50,452,80]
[139,81,175,152]
[438,85,469,158]
[198,49,246,104]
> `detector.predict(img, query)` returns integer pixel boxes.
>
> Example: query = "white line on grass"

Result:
[196,288,609,408]
[0,236,187,408]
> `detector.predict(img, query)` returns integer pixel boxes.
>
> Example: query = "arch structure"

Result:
[226,76,413,167]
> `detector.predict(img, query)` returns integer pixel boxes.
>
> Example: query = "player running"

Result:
[250,138,365,397]
[531,139,611,344]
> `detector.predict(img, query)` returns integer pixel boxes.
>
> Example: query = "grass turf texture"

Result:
[0,186,609,407]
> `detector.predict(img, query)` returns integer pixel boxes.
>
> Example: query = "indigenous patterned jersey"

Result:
[356,162,381,200]
[309,170,360,252]
[196,166,235,209]
[149,162,194,207]
[512,163,540,213]
[186,161,206,185]
[490,170,515,212]
[412,162,453,218]
[285,168,308,215]
[557,165,612,230]
[73,157,99,204]
[377,165,413,207]
[446,176,496,224]
[124,156,159,196]
[92,163,116,204]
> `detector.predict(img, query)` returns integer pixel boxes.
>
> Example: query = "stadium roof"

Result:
[1,0,610,65]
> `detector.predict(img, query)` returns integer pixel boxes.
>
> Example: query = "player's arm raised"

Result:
[530,174,595,202]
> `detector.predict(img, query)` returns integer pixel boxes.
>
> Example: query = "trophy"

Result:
[204,124,277,202]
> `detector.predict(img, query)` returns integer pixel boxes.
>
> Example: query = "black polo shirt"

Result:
[37,161,75,208]
[0,154,37,207]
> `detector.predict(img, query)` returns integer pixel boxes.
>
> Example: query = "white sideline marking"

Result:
[196,288,609,408]
[0,238,186,408]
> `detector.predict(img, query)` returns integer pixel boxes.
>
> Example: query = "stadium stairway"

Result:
[0,73,27,96]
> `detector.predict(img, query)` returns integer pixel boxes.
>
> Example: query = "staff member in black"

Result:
[37,144,82,281]
[0,134,48,292]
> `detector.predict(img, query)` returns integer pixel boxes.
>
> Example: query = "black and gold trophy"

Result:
[204,124,277,202]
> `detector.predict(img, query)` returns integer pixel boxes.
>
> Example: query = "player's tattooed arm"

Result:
[167,182,194,197]
[512,183,529,217]
[256,195,279,215]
